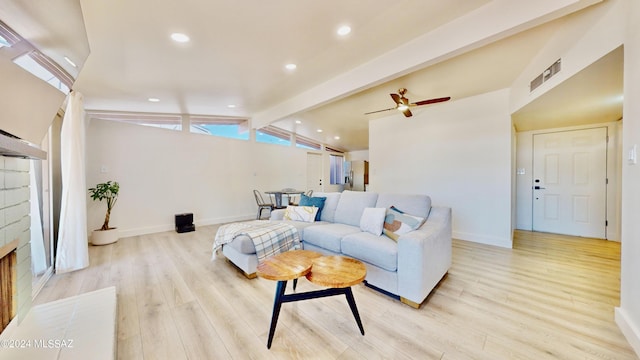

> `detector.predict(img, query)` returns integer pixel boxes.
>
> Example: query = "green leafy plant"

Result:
[88,181,120,231]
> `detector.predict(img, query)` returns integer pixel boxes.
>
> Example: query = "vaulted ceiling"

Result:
[1,0,623,151]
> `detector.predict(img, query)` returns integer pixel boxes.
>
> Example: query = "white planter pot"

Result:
[91,228,119,245]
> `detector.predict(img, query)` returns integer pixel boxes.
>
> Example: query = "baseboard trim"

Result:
[116,214,255,238]
[615,307,640,357]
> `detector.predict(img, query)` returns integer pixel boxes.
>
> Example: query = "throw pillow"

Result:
[299,194,326,221]
[359,207,387,236]
[284,206,319,223]
[383,206,426,241]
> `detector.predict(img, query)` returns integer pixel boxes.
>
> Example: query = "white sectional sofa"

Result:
[221,190,452,308]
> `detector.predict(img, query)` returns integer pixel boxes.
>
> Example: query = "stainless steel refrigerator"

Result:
[344,160,368,191]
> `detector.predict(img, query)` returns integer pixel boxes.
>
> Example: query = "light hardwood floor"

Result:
[34,227,638,359]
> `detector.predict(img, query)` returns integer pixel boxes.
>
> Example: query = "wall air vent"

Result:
[530,59,561,92]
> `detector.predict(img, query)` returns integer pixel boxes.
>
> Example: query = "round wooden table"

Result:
[257,251,367,349]
[256,250,322,281]
[306,255,366,287]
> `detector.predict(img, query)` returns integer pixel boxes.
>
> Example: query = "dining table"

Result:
[265,189,305,208]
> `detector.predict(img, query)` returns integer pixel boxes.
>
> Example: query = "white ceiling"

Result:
[1,0,624,151]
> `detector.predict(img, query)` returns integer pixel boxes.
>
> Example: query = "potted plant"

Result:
[88,181,120,245]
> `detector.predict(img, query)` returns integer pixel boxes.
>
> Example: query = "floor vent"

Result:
[530,59,561,92]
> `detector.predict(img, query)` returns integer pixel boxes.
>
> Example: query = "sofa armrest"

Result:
[397,206,452,305]
[270,209,286,220]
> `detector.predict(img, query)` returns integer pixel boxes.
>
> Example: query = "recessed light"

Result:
[148,97,160,102]
[337,25,351,36]
[171,33,190,43]
[285,63,297,70]
[334,136,340,140]
[227,104,236,108]
[295,120,302,124]
[317,129,323,133]
[64,56,77,67]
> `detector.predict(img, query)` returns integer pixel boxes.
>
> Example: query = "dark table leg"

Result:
[265,285,365,349]
[267,280,287,349]
[344,287,365,335]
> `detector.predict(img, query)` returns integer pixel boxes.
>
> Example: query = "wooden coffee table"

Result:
[256,250,367,349]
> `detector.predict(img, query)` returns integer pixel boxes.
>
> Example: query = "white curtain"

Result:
[55,91,89,273]
[29,160,47,275]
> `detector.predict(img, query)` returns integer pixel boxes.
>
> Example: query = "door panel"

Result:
[532,128,607,238]
[306,153,323,192]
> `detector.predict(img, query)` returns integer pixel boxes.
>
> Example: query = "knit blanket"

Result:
[212,220,300,262]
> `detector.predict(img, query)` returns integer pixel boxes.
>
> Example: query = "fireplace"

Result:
[0,240,18,332]
[0,143,43,332]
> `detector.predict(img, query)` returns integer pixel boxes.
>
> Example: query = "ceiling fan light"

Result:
[397,104,409,111]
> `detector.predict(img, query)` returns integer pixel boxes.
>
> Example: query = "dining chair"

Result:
[289,189,313,206]
[254,190,274,219]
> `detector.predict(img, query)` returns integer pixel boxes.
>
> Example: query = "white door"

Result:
[306,153,323,192]
[532,127,607,238]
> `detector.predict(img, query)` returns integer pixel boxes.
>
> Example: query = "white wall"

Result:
[515,122,621,240]
[510,0,625,114]
[86,119,314,237]
[346,150,369,162]
[616,0,640,355]
[369,89,514,248]
[0,57,65,144]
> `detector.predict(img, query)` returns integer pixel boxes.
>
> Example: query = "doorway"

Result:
[306,152,323,192]
[532,127,608,238]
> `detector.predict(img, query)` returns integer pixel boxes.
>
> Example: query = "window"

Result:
[190,115,249,140]
[13,52,71,93]
[329,154,344,185]
[295,135,322,150]
[0,20,19,48]
[1,20,73,94]
[86,110,183,131]
[256,126,291,146]
[325,145,344,153]
[0,34,9,48]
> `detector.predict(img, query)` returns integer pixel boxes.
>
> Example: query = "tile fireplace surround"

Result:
[0,155,33,332]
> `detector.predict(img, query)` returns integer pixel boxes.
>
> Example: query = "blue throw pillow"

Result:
[299,194,326,221]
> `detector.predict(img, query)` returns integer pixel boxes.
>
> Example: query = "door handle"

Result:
[534,186,546,190]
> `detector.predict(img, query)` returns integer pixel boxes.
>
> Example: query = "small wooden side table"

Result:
[257,251,366,349]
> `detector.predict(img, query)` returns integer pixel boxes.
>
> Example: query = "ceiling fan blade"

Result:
[390,93,402,105]
[412,96,451,106]
[364,107,396,115]
[402,108,412,117]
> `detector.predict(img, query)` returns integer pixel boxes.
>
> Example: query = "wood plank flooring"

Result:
[34,228,638,359]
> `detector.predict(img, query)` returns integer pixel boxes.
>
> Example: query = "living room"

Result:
[1,0,640,359]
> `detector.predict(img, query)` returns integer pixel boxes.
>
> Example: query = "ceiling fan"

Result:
[365,88,451,118]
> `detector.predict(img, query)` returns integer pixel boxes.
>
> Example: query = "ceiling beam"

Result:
[251,0,602,130]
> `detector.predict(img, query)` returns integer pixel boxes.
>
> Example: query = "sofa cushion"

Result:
[375,193,431,218]
[284,205,318,223]
[313,192,341,222]
[383,206,426,241]
[226,234,255,254]
[334,191,379,226]
[359,207,386,236]
[342,232,398,272]
[303,223,361,253]
[299,194,326,221]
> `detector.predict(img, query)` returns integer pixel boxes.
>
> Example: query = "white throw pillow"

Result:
[284,205,319,223]
[359,207,387,236]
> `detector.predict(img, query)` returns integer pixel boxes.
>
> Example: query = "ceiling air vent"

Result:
[530,59,561,92]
